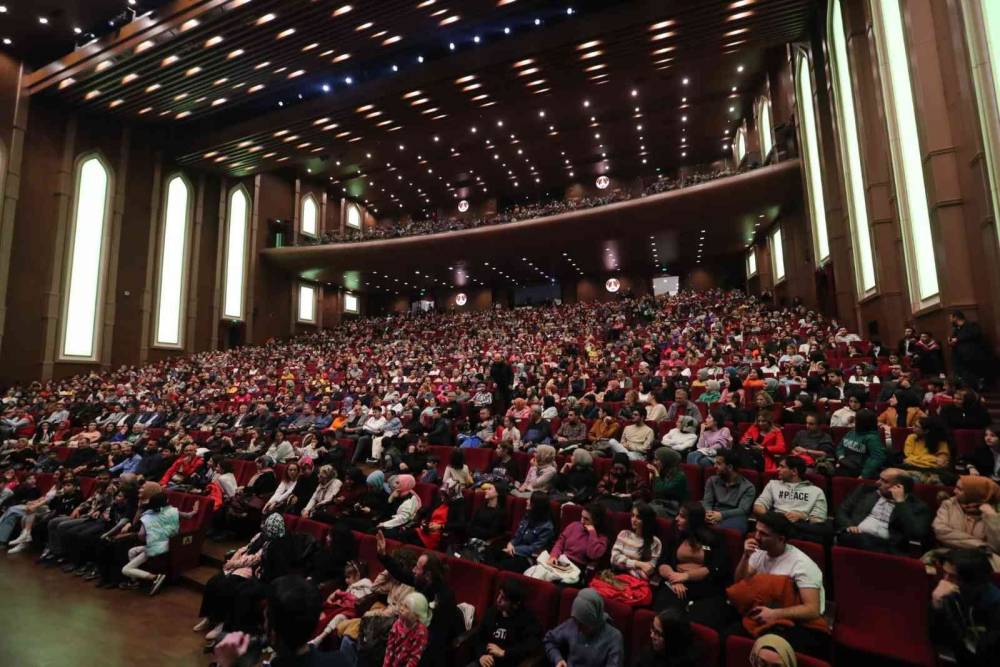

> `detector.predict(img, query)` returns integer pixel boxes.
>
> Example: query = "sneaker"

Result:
[8,542,30,555]
[204,623,225,641]
[84,568,100,581]
[73,565,89,576]
[118,580,140,590]
[193,618,212,632]
[61,563,77,573]
[149,573,167,596]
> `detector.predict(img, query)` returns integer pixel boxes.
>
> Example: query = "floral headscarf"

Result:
[263,512,286,540]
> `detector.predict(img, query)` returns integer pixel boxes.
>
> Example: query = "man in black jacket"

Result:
[467,577,542,667]
[950,310,992,390]
[489,354,514,415]
[835,468,932,554]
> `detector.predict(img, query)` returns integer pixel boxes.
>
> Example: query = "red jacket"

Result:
[160,455,204,486]
[740,426,787,471]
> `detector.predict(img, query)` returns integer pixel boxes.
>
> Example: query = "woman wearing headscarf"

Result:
[511,444,558,498]
[661,415,699,453]
[378,474,421,538]
[543,588,624,667]
[932,476,1000,570]
[194,513,288,641]
[750,634,799,667]
[696,379,722,404]
[649,448,689,518]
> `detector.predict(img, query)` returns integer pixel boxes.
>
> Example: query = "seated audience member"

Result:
[383,592,433,667]
[491,416,522,450]
[634,608,699,667]
[686,411,733,467]
[301,465,342,519]
[543,588,624,667]
[411,485,464,551]
[466,578,542,667]
[520,409,552,449]
[527,503,609,584]
[378,474,421,538]
[753,456,830,542]
[940,388,992,431]
[214,574,351,667]
[654,502,731,628]
[611,502,662,582]
[696,380,722,405]
[902,416,954,484]
[743,390,775,425]
[648,448,688,517]
[120,491,179,595]
[834,408,886,479]
[931,548,1000,667]
[962,424,1000,481]
[933,476,1000,570]
[264,430,296,463]
[877,391,926,429]
[400,436,431,475]
[511,445,558,498]
[587,409,621,449]
[666,388,702,426]
[661,416,699,453]
[462,482,507,560]
[0,474,81,553]
[703,451,757,533]
[262,462,301,515]
[781,393,815,425]
[554,412,588,451]
[748,635,801,667]
[309,559,374,646]
[554,448,599,504]
[475,441,522,492]
[608,411,655,461]
[442,449,473,497]
[835,468,931,553]
[731,512,828,656]
[494,490,555,572]
[789,414,835,470]
[375,530,464,667]
[159,443,204,488]
[828,394,861,428]
[738,413,787,472]
[597,453,648,513]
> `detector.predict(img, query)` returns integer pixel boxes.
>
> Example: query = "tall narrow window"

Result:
[223,187,249,320]
[794,51,832,266]
[154,175,192,347]
[757,96,774,160]
[346,203,361,229]
[61,155,111,360]
[871,0,939,306]
[301,194,318,237]
[298,284,316,323]
[962,0,1000,242]
[344,292,359,314]
[734,127,748,164]
[828,0,876,292]
[771,227,786,283]
[747,248,758,278]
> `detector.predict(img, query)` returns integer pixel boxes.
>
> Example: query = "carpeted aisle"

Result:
[0,554,208,667]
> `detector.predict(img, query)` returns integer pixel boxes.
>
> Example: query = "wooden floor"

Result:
[0,553,209,667]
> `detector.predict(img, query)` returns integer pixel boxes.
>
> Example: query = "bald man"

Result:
[835,468,933,554]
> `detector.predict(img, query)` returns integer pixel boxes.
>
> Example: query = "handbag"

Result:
[524,550,582,584]
[588,570,653,607]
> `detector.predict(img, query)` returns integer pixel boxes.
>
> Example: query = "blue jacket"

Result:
[543,617,623,667]
[511,518,554,557]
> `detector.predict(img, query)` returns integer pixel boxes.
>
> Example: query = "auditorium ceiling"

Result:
[261,160,801,295]
[17,0,818,220]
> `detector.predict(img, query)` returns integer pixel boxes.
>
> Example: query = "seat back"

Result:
[462,446,495,473]
[830,476,872,510]
[295,517,330,542]
[680,463,703,501]
[447,557,497,620]
[831,546,935,665]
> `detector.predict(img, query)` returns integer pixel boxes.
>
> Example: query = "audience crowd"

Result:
[311,169,735,245]
[0,289,997,666]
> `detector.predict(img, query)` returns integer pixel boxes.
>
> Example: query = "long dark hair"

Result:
[583,502,608,536]
[654,608,696,658]
[920,416,952,452]
[854,408,877,434]
[678,501,713,546]
[633,502,658,561]
[527,491,551,526]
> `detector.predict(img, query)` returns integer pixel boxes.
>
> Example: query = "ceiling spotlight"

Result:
[682,77,690,85]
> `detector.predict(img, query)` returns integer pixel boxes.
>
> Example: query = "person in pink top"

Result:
[548,503,610,571]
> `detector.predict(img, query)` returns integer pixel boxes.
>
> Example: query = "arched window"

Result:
[747,248,758,278]
[61,155,112,360]
[346,202,362,229]
[794,50,832,266]
[297,283,316,323]
[757,96,774,161]
[961,0,1000,243]
[154,175,192,347]
[771,227,786,283]
[734,127,748,164]
[223,187,250,320]
[301,193,318,237]
[827,0,876,292]
[871,0,939,307]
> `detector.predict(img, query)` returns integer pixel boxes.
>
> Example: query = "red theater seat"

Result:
[831,546,935,665]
